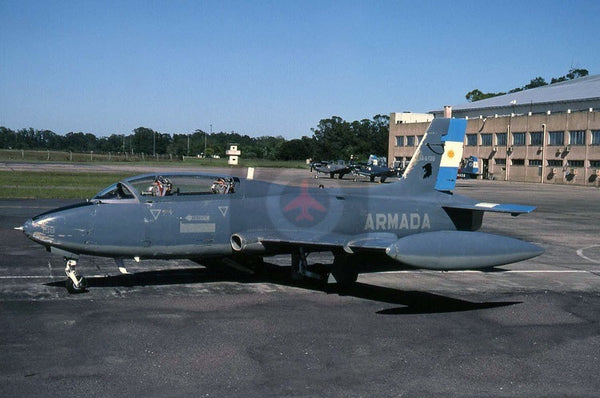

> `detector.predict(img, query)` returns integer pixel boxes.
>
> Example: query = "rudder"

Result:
[399,118,467,193]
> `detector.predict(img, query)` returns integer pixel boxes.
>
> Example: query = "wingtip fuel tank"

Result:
[385,231,544,270]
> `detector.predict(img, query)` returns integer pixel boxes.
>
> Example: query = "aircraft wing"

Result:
[444,202,536,216]
[232,228,542,271]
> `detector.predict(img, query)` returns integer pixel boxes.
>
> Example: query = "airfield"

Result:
[1,164,599,397]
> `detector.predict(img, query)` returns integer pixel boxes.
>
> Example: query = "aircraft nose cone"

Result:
[21,219,33,237]
[20,218,51,244]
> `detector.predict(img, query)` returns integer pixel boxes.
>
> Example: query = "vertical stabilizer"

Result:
[400,118,467,193]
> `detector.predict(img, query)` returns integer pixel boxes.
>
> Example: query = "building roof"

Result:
[447,74,600,112]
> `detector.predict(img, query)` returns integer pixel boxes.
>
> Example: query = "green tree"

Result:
[277,136,315,160]
[64,132,97,152]
[311,115,389,161]
[465,89,506,102]
[551,68,589,83]
[131,127,156,154]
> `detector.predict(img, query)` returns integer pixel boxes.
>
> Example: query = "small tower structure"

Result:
[226,144,241,165]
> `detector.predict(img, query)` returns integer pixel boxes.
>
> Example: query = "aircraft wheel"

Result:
[338,173,345,179]
[331,256,359,288]
[329,173,335,179]
[369,176,375,182]
[380,176,387,183]
[65,276,87,294]
[291,252,303,281]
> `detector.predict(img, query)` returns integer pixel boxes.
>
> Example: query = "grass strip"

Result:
[0,171,132,199]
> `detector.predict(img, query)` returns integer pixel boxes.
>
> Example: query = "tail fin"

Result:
[400,118,467,193]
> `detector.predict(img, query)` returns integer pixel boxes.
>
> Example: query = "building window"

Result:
[592,130,600,145]
[530,132,543,146]
[590,160,600,167]
[566,160,584,167]
[512,132,525,146]
[395,136,404,147]
[466,134,477,146]
[547,159,563,167]
[406,136,415,147]
[495,158,506,165]
[512,159,525,166]
[548,131,564,146]
[417,135,424,145]
[529,159,542,166]
[496,133,507,146]
[481,134,492,146]
[569,130,585,145]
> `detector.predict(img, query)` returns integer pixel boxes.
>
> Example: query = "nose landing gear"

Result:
[64,259,87,294]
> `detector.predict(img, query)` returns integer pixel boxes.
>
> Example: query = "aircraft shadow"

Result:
[44,263,520,315]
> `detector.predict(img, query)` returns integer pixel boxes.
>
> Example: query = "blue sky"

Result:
[1,0,599,139]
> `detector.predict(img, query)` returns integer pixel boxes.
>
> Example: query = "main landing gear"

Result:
[291,249,359,289]
[64,258,87,294]
[331,254,359,288]
[291,248,327,282]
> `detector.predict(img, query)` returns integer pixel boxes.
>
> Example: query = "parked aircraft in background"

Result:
[353,155,399,183]
[310,160,354,179]
[458,156,480,179]
[21,118,543,293]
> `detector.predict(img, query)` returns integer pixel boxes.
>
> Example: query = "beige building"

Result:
[389,75,600,185]
[389,110,600,185]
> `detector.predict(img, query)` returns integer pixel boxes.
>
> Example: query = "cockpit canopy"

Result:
[92,173,240,202]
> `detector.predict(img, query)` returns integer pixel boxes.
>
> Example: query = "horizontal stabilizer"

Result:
[386,230,543,270]
[444,202,536,216]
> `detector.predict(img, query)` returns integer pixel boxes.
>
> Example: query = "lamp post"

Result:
[207,124,211,156]
[541,123,547,184]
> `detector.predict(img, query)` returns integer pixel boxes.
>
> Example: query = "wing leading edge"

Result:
[444,202,536,216]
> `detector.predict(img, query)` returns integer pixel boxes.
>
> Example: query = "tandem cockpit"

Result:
[92,173,240,203]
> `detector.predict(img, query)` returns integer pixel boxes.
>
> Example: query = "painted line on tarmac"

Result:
[576,245,600,264]
[379,270,593,274]
[0,276,58,279]
[0,274,106,279]
[0,205,54,209]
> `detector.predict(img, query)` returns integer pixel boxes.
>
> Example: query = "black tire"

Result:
[331,256,359,288]
[65,277,87,294]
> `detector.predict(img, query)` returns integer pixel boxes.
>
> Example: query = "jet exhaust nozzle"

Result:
[230,233,266,253]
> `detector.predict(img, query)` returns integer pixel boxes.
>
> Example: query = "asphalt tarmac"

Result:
[1,167,599,397]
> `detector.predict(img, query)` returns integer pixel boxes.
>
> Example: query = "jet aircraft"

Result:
[21,118,544,293]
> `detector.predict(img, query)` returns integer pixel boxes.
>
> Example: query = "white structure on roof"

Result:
[390,112,433,124]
